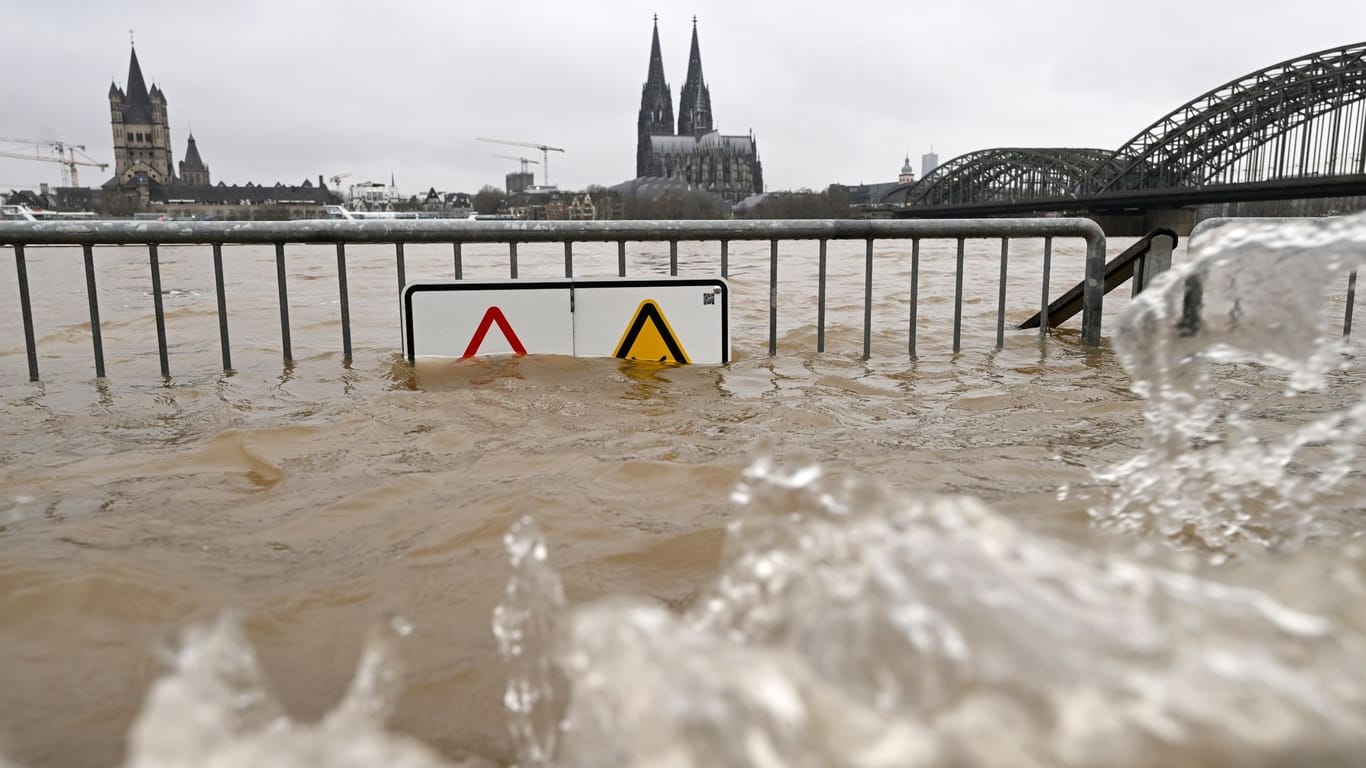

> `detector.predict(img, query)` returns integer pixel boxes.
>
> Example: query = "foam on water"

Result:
[495,456,1365,767]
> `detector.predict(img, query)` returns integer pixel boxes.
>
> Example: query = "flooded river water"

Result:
[1,221,1363,767]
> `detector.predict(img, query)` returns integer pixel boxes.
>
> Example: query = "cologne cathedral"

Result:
[635,18,763,203]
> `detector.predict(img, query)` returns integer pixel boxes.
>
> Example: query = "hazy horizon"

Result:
[3,1,1364,195]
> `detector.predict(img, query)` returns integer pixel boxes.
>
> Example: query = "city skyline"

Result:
[2,0,1364,194]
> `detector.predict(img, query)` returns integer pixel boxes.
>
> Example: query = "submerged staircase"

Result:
[1020,228,1178,330]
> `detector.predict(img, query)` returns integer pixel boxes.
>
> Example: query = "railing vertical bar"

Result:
[863,238,874,360]
[1081,233,1106,346]
[336,243,352,361]
[453,242,463,280]
[953,237,965,353]
[148,244,169,377]
[564,241,573,278]
[509,242,518,279]
[1040,237,1053,337]
[13,245,39,381]
[395,242,406,290]
[670,240,679,277]
[212,243,231,371]
[617,241,626,277]
[720,240,729,279]
[769,239,778,356]
[996,238,1008,348]
[817,239,828,353]
[275,242,292,364]
[909,239,919,358]
[82,244,106,378]
[1346,270,1357,337]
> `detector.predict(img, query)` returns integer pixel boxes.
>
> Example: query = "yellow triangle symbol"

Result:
[614,299,690,364]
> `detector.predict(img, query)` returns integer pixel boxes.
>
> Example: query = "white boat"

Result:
[321,205,494,221]
[1,203,97,222]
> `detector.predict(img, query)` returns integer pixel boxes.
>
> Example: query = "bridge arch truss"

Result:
[882,41,1366,207]
[1090,41,1366,193]
[888,148,1121,207]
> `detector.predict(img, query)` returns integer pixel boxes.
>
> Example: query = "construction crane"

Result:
[329,172,353,189]
[492,154,539,175]
[477,137,565,187]
[0,137,108,187]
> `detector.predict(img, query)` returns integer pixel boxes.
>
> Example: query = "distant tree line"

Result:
[621,189,727,219]
[740,187,853,219]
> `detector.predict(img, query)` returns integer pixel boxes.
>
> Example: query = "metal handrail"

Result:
[1019,228,1177,331]
[3,218,1108,381]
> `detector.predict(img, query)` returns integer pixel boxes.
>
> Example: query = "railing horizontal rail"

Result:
[3,218,1108,382]
[0,218,1103,246]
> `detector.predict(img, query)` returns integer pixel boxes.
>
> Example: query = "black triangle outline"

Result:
[613,300,690,363]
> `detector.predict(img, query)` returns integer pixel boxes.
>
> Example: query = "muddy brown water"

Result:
[2,235,1189,766]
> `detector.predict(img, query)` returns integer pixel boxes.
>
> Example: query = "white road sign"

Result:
[402,277,729,364]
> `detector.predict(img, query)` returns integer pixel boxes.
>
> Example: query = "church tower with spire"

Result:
[637,15,675,178]
[108,44,175,186]
[677,17,713,137]
[178,133,211,186]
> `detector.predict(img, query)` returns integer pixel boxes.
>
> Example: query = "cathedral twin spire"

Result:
[677,17,713,136]
[639,16,714,139]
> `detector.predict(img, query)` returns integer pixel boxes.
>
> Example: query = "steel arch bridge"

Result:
[883,41,1366,206]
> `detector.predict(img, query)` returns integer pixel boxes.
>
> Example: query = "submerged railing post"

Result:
[453,242,463,280]
[953,238,965,353]
[817,239,828,353]
[769,239,778,356]
[909,239,919,358]
[564,241,573,278]
[863,238,873,361]
[670,240,679,277]
[275,242,292,364]
[14,244,39,381]
[82,244,105,378]
[336,243,352,362]
[395,242,406,290]
[1081,233,1106,346]
[212,243,231,372]
[1039,237,1053,337]
[148,244,169,378]
[617,241,626,277]
[720,240,729,279]
[509,242,519,279]
[1147,233,1175,287]
[996,238,1008,348]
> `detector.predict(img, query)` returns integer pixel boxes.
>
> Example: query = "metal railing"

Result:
[1190,216,1357,337]
[2,218,1106,381]
[1019,228,1177,331]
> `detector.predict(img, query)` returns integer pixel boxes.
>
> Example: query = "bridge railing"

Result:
[1,218,1107,381]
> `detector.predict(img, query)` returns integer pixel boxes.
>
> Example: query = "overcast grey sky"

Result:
[2,0,1363,195]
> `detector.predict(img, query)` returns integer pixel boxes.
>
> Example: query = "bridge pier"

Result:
[1088,208,1195,238]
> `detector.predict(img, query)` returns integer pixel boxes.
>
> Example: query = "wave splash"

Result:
[122,614,454,768]
[1095,213,1366,552]
[498,455,1366,767]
